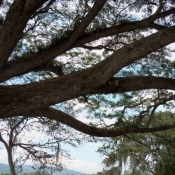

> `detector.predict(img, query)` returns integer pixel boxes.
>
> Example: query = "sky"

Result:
[0,140,104,174]
[63,142,104,174]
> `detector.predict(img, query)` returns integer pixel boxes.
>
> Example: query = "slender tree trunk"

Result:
[7,149,16,175]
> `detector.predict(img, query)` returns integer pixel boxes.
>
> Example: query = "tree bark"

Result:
[1,1,175,138]
[0,133,16,175]
[0,26,175,117]
[7,148,16,175]
[0,0,48,68]
[1,8,175,82]
[24,108,175,137]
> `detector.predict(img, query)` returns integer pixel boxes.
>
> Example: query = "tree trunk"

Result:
[7,149,16,175]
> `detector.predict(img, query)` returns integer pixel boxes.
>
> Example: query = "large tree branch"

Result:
[0,132,9,149]
[0,21,163,82]
[93,76,175,94]
[0,0,49,69]
[149,7,175,21]
[0,0,107,82]
[33,64,64,76]
[0,25,175,117]
[1,8,175,82]
[68,0,107,42]
[87,26,175,85]
[75,7,175,45]
[1,75,175,117]
[24,108,175,137]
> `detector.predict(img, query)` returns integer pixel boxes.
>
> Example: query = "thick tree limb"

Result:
[1,25,175,116]
[94,76,175,94]
[0,0,107,82]
[1,75,175,117]
[0,21,167,82]
[24,108,175,137]
[34,64,64,76]
[1,8,175,82]
[0,25,175,116]
[0,132,8,149]
[149,7,175,20]
[0,0,49,68]
[74,7,175,46]
[68,0,107,42]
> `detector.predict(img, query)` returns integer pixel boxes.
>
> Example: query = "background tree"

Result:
[0,116,81,175]
[22,172,51,175]
[0,0,175,172]
[98,111,175,175]
[122,170,152,175]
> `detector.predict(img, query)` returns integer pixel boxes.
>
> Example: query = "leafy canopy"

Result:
[0,0,175,172]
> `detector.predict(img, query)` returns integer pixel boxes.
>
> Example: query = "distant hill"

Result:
[0,163,83,175]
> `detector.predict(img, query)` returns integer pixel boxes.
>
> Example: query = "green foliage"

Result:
[1,0,175,174]
[123,170,152,175]
[98,111,175,174]
[0,116,82,174]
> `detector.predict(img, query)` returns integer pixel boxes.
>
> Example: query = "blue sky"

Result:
[64,142,104,174]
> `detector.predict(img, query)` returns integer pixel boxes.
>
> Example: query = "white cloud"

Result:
[66,159,102,174]
[61,143,104,174]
